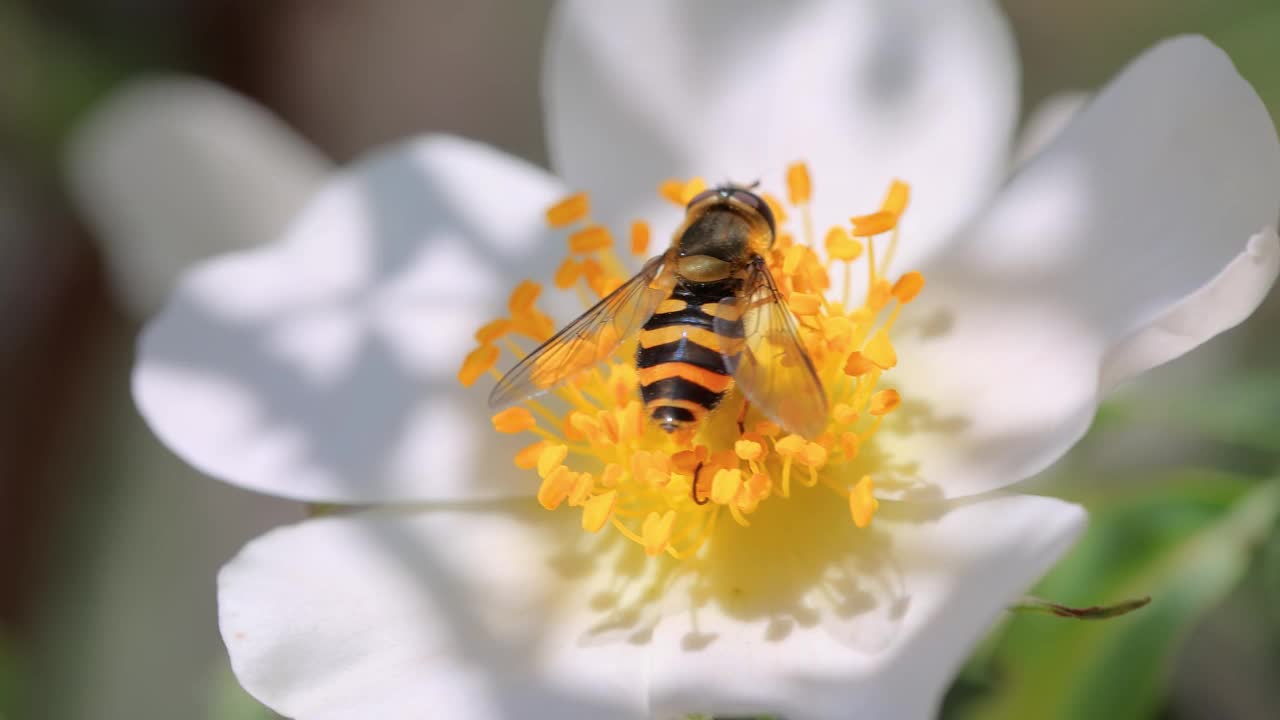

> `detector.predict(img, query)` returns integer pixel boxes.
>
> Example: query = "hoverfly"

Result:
[490,185,828,443]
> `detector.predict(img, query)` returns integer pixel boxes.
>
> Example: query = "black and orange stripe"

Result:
[635,278,744,432]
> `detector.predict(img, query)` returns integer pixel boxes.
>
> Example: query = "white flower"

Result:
[65,76,331,317]
[130,1,1278,718]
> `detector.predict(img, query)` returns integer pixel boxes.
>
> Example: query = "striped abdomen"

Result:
[636,280,743,433]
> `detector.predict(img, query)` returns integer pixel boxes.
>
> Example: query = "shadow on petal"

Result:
[136,137,583,503]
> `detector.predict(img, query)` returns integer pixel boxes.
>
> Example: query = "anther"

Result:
[734,438,764,462]
[554,258,583,289]
[641,510,677,556]
[630,221,650,256]
[843,351,878,377]
[568,225,613,253]
[786,162,812,205]
[849,475,878,528]
[581,490,617,532]
[492,407,536,434]
[458,345,499,387]
[840,432,861,460]
[537,466,574,510]
[546,192,590,228]
[681,177,708,204]
[832,404,859,425]
[788,293,823,316]
[863,330,897,369]
[659,179,686,206]
[711,468,744,505]
[880,180,910,216]
[824,227,863,261]
[514,441,547,470]
[474,318,511,344]
[507,280,542,314]
[891,271,925,303]
[869,389,901,416]
[537,444,570,478]
[850,211,897,237]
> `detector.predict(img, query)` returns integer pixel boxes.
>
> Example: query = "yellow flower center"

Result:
[459,163,924,559]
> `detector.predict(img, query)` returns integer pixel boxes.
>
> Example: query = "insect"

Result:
[489,185,828,446]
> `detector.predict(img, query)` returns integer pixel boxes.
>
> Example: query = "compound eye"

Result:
[685,188,720,209]
[731,189,775,234]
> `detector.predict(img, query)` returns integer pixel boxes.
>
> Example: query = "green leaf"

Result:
[1162,370,1280,453]
[948,475,1280,720]
[1211,4,1280,136]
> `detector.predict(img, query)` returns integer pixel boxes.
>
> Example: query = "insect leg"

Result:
[691,461,708,505]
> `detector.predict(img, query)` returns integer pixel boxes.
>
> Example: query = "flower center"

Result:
[459,163,924,558]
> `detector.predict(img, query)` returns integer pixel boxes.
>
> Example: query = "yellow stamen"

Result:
[474,318,511,344]
[786,162,811,205]
[734,439,764,462]
[537,444,569,478]
[458,345,499,387]
[554,258,583,289]
[844,351,878,377]
[537,466,574,510]
[788,293,824,316]
[832,403,859,425]
[840,432,861,460]
[881,180,910,216]
[681,177,708,204]
[863,330,897,370]
[546,192,590,228]
[891,271,925,303]
[849,476,879,528]
[630,220,651,256]
[641,510,677,556]
[850,210,897,237]
[568,225,613,253]
[514,441,546,470]
[470,167,926,555]
[582,490,617,532]
[824,227,863,261]
[659,179,686,206]
[711,468,743,505]
[507,280,541,314]
[869,389,901,416]
[492,407,536,434]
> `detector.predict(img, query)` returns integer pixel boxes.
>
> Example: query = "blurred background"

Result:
[1,1,1279,718]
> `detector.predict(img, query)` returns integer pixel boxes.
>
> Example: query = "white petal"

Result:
[1100,227,1279,391]
[649,494,1084,720]
[219,495,1083,720]
[1012,91,1089,168]
[220,504,650,720]
[884,36,1280,499]
[135,135,573,503]
[65,76,332,317]
[545,0,1018,267]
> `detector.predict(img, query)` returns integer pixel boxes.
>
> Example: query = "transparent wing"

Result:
[714,258,828,438]
[489,252,674,410]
